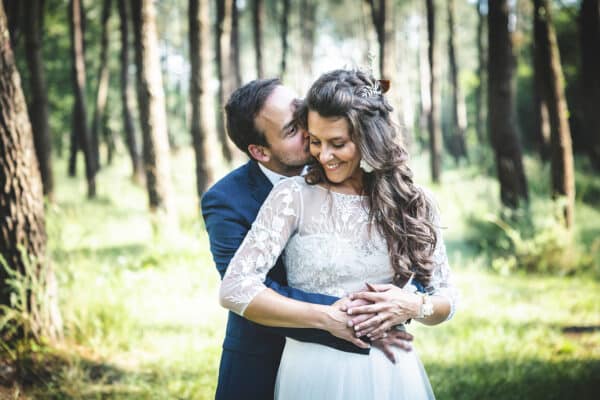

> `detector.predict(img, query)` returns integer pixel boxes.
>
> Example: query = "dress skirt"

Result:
[275,338,435,400]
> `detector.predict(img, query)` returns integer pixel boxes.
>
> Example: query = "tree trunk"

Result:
[230,0,241,88]
[533,0,575,227]
[24,0,53,200]
[90,0,113,173]
[533,58,551,161]
[446,0,468,163]
[579,0,600,170]
[189,0,214,200]
[117,0,142,181]
[215,0,234,162]
[3,0,21,48]
[488,0,528,208]
[475,0,486,145]
[252,0,264,78]
[365,0,393,79]
[0,1,62,341]
[299,0,316,84]
[131,0,175,220]
[280,0,290,78]
[418,13,431,150]
[69,0,96,197]
[426,0,442,183]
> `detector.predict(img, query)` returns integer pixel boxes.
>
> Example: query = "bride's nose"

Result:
[319,146,334,164]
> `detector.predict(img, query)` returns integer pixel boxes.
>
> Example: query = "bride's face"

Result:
[307,110,362,187]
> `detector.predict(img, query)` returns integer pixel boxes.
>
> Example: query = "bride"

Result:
[219,69,458,399]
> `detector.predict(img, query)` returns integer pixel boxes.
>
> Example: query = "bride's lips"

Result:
[323,161,343,172]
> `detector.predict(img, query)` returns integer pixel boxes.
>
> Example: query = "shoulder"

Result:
[270,176,314,197]
[202,163,252,204]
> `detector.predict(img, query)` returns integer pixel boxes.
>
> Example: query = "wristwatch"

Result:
[418,293,434,319]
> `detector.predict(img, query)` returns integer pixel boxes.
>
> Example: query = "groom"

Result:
[201,78,413,400]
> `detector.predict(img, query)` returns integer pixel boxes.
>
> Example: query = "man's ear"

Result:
[247,144,271,162]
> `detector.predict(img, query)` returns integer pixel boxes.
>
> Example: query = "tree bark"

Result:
[426,0,442,183]
[533,0,575,227]
[131,0,175,219]
[446,0,468,163]
[3,0,21,48]
[475,0,486,145]
[215,0,234,162]
[189,0,214,200]
[0,1,62,341]
[488,0,528,208]
[24,0,53,200]
[280,0,290,78]
[230,0,241,88]
[579,0,600,170]
[68,0,96,197]
[365,0,393,79]
[252,0,264,78]
[117,0,142,181]
[300,0,316,83]
[90,0,113,173]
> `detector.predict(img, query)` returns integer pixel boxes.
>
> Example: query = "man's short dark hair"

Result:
[224,78,281,157]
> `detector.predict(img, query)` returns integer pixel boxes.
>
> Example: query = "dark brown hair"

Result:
[304,69,437,286]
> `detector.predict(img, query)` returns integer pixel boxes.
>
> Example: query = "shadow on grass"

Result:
[428,358,600,400]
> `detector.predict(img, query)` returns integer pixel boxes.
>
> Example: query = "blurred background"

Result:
[0,0,599,398]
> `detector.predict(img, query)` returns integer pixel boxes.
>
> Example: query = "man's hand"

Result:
[347,283,421,339]
[323,298,370,349]
[371,328,414,364]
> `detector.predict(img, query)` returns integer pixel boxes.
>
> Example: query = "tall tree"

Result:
[579,0,600,170]
[215,0,234,162]
[68,0,96,197]
[230,0,242,88]
[24,0,53,199]
[90,0,113,173]
[189,0,214,199]
[446,0,468,163]
[365,0,393,78]
[533,0,575,227]
[299,0,317,83]
[252,0,264,78]
[474,0,486,144]
[117,0,142,181]
[0,1,62,341]
[280,0,290,78]
[426,0,442,182]
[131,0,175,219]
[488,0,528,208]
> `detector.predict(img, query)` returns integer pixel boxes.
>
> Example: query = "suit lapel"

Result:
[248,160,273,205]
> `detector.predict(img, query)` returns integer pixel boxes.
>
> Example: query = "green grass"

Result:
[4,150,600,399]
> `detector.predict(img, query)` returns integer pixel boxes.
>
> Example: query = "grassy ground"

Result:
[2,149,600,399]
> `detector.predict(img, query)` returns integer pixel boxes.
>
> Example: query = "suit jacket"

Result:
[201,160,368,400]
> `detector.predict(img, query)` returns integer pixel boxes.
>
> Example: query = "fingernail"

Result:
[347,309,353,315]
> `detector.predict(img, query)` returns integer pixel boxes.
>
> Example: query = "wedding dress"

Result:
[220,177,458,400]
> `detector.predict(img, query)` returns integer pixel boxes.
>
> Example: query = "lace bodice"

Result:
[220,177,458,319]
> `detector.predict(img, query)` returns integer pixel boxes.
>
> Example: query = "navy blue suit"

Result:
[201,160,368,400]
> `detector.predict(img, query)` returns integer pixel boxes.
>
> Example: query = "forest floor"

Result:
[1,149,600,399]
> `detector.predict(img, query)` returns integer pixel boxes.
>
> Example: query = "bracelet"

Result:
[417,293,434,319]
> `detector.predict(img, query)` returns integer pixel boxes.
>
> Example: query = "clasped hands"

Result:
[327,283,422,363]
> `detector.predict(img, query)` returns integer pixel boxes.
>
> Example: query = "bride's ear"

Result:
[248,144,271,163]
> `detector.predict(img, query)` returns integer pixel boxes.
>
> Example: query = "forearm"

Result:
[414,295,451,326]
[243,288,332,330]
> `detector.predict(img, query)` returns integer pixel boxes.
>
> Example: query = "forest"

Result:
[0,0,599,398]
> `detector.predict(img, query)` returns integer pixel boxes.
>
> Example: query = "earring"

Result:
[360,159,374,173]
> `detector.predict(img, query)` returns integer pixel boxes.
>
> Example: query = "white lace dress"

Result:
[220,177,458,400]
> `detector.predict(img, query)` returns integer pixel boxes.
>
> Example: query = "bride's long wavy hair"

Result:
[302,69,437,286]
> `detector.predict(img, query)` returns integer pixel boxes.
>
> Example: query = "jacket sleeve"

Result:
[201,182,369,354]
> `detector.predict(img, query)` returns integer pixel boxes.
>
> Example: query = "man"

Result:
[201,79,413,400]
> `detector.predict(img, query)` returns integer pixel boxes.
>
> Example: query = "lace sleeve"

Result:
[424,190,459,321]
[219,178,303,316]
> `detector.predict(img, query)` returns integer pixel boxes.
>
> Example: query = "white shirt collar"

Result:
[258,162,288,186]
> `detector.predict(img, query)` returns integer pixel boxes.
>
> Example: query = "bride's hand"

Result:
[323,298,370,349]
[346,284,421,339]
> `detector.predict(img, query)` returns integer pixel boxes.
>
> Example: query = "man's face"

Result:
[254,86,311,176]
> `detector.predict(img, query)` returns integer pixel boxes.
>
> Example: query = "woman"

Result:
[219,69,458,399]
